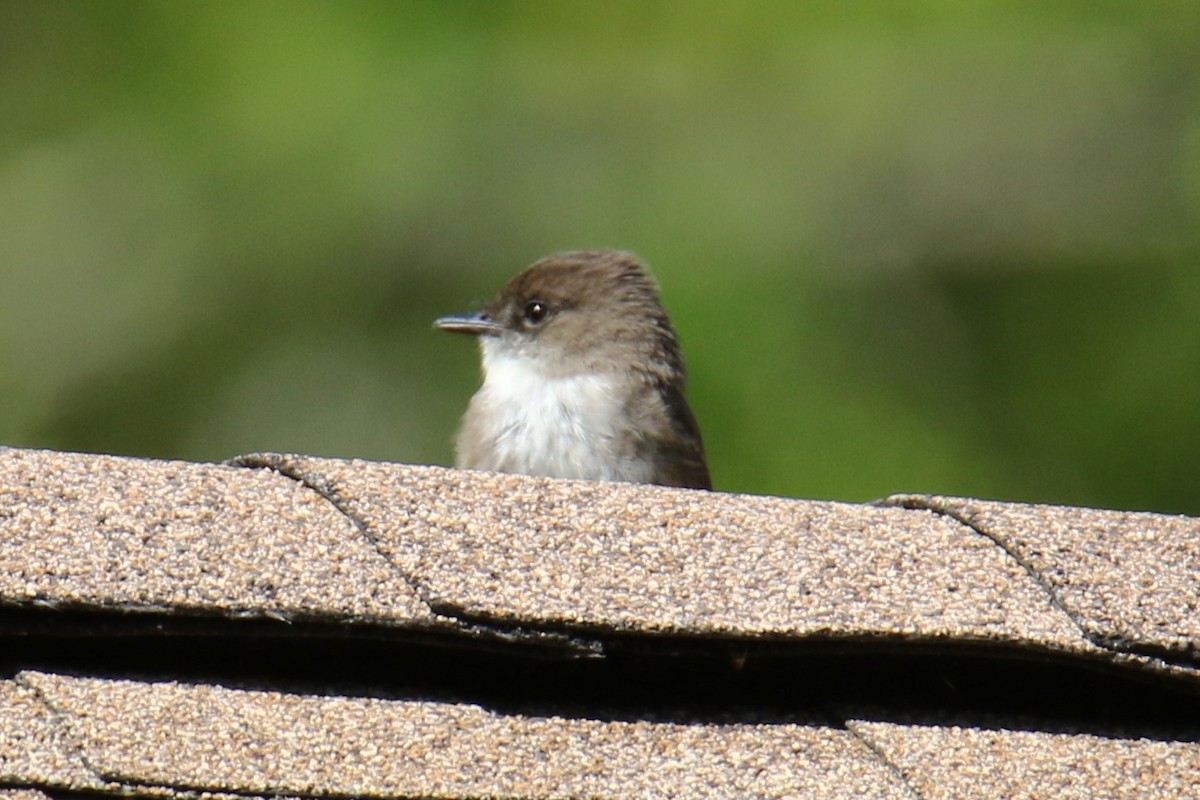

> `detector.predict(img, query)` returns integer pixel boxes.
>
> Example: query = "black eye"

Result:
[523,300,550,325]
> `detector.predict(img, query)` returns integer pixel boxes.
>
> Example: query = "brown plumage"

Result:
[435,250,711,490]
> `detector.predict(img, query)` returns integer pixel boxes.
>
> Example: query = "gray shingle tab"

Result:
[847,719,1200,800]
[0,679,100,789]
[19,672,910,799]
[234,452,1090,650]
[0,448,431,625]
[885,495,1200,661]
[0,790,57,800]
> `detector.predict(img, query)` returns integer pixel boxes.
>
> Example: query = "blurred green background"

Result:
[2,2,1198,513]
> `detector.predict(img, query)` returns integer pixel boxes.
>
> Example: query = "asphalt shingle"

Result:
[233,453,1088,650]
[885,495,1200,660]
[0,679,99,789]
[0,790,57,800]
[1,446,1197,799]
[18,671,910,799]
[848,719,1200,800]
[0,448,431,625]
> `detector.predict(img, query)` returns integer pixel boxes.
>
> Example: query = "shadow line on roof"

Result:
[4,609,1199,742]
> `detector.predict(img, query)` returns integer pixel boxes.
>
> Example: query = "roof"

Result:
[1,445,1197,798]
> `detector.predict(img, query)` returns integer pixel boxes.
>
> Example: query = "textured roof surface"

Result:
[1,446,1198,799]
[235,453,1087,644]
[12,671,907,799]
[886,494,1200,657]
[846,720,1200,800]
[0,448,430,624]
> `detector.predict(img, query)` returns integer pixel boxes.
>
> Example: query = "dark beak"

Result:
[434,311,505,336]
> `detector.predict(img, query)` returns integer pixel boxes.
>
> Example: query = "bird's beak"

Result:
[434,311,506,336]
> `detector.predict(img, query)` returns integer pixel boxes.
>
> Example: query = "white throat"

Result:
[461,339,651,483]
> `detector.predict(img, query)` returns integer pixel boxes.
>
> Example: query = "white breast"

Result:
[461,342,652,483]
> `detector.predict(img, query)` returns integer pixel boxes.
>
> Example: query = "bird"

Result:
[435,249,710,490]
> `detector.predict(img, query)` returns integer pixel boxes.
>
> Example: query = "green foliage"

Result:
[2,2,1198,512]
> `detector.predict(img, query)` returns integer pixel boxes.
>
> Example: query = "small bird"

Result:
[435,249,711,490]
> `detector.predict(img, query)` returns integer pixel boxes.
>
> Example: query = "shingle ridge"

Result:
[879,493,1196,672]
[225,452,442,618]
[222,452,610,655]
[13,671,107,789]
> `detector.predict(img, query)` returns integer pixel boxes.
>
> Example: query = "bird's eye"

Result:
[523,300,550,325]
